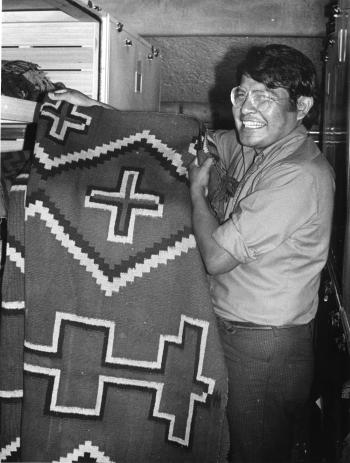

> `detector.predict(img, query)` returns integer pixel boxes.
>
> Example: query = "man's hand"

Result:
[47,88,116,110]
[188,157,213,199]
[48,88,97,107]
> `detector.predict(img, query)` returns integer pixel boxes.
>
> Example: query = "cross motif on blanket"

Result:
[85,167,164,243]
[24,312,215,447]
[40,101,92,143]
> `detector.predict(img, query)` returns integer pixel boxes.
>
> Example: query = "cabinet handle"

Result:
[152,47,160,57]
[87,0,102,11]
[338,28,347,62]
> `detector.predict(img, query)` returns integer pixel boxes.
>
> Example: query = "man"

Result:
[189,44,335,463]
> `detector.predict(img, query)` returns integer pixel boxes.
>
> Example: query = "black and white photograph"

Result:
[0,1,349,462]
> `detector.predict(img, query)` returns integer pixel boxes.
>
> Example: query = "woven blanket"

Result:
[0,98,228,462]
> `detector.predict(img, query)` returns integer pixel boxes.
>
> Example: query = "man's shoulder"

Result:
[289,136,334,177]
[277,136,335,190]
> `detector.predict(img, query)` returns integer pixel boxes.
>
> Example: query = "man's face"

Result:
[232,75,300,150]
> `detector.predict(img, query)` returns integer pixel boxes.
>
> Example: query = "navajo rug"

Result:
[0,98,228,462]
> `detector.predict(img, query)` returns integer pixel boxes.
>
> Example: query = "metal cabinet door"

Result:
[100,15,161,111]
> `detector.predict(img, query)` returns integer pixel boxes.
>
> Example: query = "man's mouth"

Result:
[242,120,266,129]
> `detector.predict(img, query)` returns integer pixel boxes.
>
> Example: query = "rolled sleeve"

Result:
[213,219,256,263]
[212,162,317,262]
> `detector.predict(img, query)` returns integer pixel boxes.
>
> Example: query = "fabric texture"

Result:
[0,97,228,463]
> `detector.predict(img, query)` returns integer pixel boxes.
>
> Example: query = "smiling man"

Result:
[189,44,335,463]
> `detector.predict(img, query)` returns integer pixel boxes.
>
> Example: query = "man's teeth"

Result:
[243,121,265,128]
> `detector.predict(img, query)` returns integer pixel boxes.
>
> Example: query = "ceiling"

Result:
[2,0,330,37]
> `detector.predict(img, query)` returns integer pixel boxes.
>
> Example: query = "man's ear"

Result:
[296,96,314,120]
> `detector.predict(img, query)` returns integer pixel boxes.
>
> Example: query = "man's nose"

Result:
[240,94,256,112]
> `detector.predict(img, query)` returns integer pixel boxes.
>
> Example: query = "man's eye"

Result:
[254,92,274,102]
[236,91,247,99]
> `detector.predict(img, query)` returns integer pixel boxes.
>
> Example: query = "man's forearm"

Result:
[191,189,218,256]
[191,190,238,275]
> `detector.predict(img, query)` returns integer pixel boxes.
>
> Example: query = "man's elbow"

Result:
[205,254,239,275]
[206,261,224,275]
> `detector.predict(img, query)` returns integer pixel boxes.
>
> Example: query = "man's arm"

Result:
[189,158,240,275]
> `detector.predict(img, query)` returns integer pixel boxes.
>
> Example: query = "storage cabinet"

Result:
[315,1,350,460]
[322,0,350,348]
[1,0,161,114]
[2,19,99,98]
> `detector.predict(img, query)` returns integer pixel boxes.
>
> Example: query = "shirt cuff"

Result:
[212,217,256,264]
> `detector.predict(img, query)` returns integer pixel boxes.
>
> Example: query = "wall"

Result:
[147,35,326,128]
[90,0,330,128]
[90,0,329,37]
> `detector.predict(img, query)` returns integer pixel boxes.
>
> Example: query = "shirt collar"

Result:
[254,125,308,165]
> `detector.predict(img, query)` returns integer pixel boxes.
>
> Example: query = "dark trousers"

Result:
[217,317,314,463]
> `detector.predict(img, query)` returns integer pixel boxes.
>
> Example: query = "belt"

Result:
[219,319,311,331]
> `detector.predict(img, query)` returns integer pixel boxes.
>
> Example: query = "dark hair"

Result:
[237,44,319,128]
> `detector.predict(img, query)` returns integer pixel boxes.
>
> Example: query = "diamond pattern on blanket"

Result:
[52,440,113,463]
